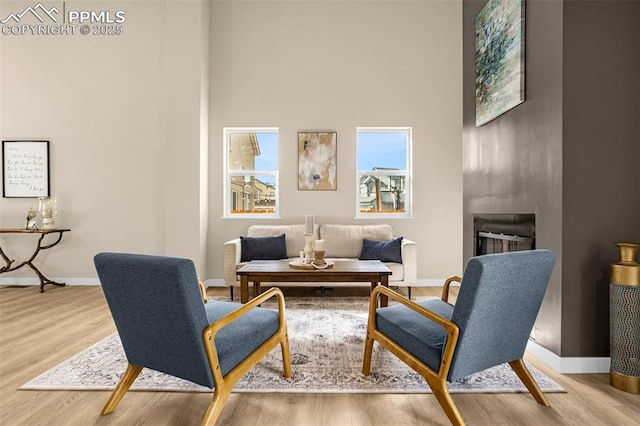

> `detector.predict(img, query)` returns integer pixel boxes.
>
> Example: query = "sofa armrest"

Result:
[223,238,241,285]
[401,238,417,286]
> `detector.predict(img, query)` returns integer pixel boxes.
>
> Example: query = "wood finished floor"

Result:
[1,284,639,426]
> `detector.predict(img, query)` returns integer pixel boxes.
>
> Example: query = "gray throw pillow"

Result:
[359,237,403,263]
[240,234,288,262]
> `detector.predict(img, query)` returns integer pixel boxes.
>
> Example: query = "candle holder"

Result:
[312,250,326,267]
[304,233,314,264]
[38,197,57,230]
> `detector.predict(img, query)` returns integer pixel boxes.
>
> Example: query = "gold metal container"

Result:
[610,242,640,394]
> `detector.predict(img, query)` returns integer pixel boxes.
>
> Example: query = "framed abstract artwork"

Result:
[298,132,337,190]
[2,140,50,198]
[475,0,525,126]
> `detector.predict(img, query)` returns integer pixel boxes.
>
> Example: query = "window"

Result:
[224,128,279,218]
[356,127,411,218]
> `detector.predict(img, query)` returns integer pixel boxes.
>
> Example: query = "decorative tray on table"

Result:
[288,260,335,270]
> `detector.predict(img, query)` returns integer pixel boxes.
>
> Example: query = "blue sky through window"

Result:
[255,132,278,170]
[255,132,278,185]
[358,131,408,170]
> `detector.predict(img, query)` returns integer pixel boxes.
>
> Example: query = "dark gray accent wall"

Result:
[463,0,640,357]
[561,1,640,357]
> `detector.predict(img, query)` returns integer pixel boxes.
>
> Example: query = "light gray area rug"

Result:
[21,297,564,394]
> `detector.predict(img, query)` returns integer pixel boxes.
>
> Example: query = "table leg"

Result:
[254,281,261,298]
[240,276,249,303]
[0,231,68,292]
[380,275,389,307]
[27,263,66,293]
[0,245,15,272]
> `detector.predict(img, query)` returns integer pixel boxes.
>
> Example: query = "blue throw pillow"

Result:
[240,234,288,262]
[359,237,403,263]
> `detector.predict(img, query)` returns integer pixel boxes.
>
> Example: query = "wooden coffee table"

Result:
[236,259,392,307]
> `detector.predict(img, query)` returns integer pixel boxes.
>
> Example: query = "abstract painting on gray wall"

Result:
[298,132,337,190]
[475,0,525,127]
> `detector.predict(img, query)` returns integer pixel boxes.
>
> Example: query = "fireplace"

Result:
[474,214,535,256]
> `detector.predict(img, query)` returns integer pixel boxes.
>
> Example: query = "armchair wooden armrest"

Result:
[441,275,462,303]
[202,287,291,384]
[366,285,459,381]
[198,279,207,303]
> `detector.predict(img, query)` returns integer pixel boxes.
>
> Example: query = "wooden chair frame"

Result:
[362,278,549,426]
[102,287,292,426]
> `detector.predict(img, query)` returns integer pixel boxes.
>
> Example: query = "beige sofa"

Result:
[223,224,417,299]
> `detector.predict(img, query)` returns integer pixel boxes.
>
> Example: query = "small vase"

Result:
[609,242,640,394]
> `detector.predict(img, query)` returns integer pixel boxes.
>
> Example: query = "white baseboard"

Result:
[526,339,610,373]
[1,278,227,288]
[0,277,228,290]
[1,277,447,288]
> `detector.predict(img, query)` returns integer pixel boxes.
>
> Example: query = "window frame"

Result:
[355,127,412,219]
[223,127,280,219]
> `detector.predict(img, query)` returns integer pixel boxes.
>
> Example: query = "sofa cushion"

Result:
[320,224,394,258]
[360,237,403,263]
[248,224,319,258]
[240,234,288,262]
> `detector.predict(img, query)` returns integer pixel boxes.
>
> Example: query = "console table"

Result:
[0,229,71,292]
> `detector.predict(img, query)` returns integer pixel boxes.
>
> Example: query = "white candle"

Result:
[314,239,325,251]
[305,215,314,234]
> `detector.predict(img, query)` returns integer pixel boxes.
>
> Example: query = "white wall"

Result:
[1,0,462,284]
[207,0,463,282]
[0,1,209,280]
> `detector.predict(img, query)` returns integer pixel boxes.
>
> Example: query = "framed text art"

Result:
[2,140,50,198]
[298,132,337,190]
[475,0,525,126]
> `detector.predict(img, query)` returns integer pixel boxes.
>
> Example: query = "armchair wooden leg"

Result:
[281,334,292,378]
[362,333,375,375]
[428,378,465,426]
[509,359,550,406]
[201,387,232,426]
[101,363,143,415]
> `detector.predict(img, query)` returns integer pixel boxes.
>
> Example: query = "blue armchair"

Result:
[362,249,556,425]
[94,253,291,425]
